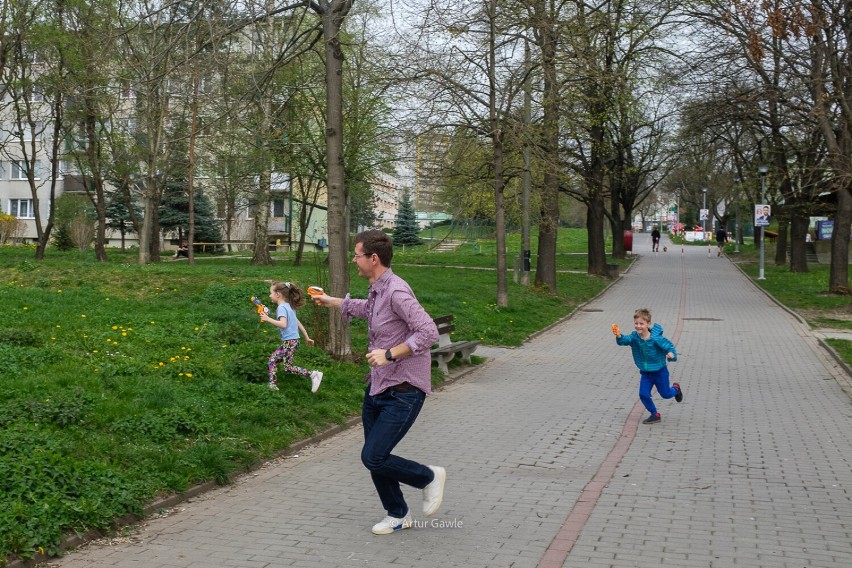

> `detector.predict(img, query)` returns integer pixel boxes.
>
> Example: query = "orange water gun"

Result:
[251,296,270,316]
[307,286,325,297]
[611,324,620,336]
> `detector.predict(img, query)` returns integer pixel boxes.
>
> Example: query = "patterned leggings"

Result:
[268,339,310,384]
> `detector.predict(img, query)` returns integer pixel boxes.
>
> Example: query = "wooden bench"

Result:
[430,315,481,375]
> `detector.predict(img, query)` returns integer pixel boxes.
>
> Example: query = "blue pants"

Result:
[361,386,434,518]
[639,367,677,415]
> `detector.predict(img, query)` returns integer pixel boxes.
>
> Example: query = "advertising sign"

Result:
[754,204,771,227]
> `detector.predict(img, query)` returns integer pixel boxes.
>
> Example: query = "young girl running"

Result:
[260,281,323,393]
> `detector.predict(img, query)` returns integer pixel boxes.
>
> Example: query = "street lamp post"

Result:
[758,165,769,280]
[702,188,707,234]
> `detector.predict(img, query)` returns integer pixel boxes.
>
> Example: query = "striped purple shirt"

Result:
[340,268,439,395]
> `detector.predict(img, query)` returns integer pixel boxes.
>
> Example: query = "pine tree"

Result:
[393,190,421,245]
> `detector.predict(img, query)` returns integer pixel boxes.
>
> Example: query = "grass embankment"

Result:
[0,228,614,563]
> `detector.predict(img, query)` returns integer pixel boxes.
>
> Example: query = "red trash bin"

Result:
[623,230,633,252]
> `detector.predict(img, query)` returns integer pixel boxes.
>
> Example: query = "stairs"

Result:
[786,242,820,264]
[430,239,464,252]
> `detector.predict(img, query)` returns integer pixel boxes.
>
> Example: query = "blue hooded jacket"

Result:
[616,322,677,372]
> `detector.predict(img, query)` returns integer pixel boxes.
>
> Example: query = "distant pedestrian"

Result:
[612,308,682,424]
[174,242,189,259]
[715,228,728,257]
[651,228,661,252]
[312,229,445,535]
[260,281,323,393]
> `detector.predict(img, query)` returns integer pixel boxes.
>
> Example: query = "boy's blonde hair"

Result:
[633,308,652,323]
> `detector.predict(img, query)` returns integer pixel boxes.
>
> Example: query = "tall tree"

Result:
[308,0,355,358]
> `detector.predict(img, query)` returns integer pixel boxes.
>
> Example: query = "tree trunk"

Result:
[789,204,809,273]
[251,168,273,265]
[493,138,507,307]
[774,214,787,265]
[321,1,353,359]
[829,187,852,294]
[533,15,559,291]
[587,193,608,276]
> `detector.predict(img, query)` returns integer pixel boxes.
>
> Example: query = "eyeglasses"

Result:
[353,252,374,260]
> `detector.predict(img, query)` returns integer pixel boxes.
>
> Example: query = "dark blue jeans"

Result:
[361,386,434,518]
[639,366,677,415]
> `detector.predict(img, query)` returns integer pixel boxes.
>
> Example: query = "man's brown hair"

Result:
[354,229,393,267]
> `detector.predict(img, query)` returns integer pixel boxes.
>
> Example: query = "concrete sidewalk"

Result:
[48,233,852,568]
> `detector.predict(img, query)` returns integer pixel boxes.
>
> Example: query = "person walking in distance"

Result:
[612,308,682,424]
[651,228,661,252]
[312,229,446,535]
[715,227,728,257]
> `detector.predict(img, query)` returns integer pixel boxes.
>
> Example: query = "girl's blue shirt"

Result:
[276,302,300,341]
[616,322,677,372]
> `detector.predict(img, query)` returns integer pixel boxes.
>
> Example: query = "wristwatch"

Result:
[385,349,396,362]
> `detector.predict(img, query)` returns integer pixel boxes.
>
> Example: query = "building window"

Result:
[28,86,44,102]
[271,198,286,218]
[11,161,39,180]
[10,199,34,218]
[120,81,136,99]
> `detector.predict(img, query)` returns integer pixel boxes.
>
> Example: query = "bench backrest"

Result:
[433,314,455,348]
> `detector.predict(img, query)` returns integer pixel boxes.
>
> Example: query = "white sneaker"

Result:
[310,370,323,393]
[371,512,412,535]
[268,382,279,391]
[422,465,446,516]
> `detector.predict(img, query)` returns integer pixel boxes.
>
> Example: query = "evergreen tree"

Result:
[393,190,421,245]
[159,184,222,245]
[105,191,143,251]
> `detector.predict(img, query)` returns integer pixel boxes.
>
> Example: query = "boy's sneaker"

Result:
[371,512,412,535]
[673,383,683,402]
[422,465,446,516]
[310,370,324,393]
[268,382,279,391]
[643,413,661,424]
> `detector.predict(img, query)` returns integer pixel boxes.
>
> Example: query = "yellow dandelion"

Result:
[184,355,190,360]
[57,290,62,293]
[23,306,28,310]
[180,346,187,350]
[81,314,87,318]
[56,325,61,328]
[121,332,127,336]
[221,344,227,348]
[186,373,193,378]
[93,350,99,353]
[112,326,118,330]
[106,338,112,343]
[159,362,164,366]
[186,348,192,351]
[194,327,199,331]
[178,372,184,376]
[150,321,155,324]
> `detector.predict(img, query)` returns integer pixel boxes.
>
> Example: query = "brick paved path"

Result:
[49,234,852,568]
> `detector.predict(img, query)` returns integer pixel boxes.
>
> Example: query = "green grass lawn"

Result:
[0,235,613,563]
